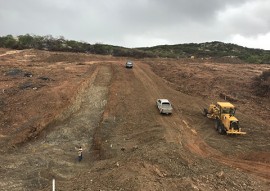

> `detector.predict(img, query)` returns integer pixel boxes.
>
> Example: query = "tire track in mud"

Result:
[0,64,112,190]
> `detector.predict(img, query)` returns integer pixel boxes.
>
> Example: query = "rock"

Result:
[24,72,33,77]
[38,76,52,81]
[132,145,138,151]
[6,68,23,76]
[19,82,34,90]
[185,183,200,191]
[154,167,164,177]
[216,171,225,179]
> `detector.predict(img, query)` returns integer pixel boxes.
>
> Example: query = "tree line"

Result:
[0,34,269,63]
[0,34,154,58]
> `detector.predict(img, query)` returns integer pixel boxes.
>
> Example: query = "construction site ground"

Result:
[0,48,269,191]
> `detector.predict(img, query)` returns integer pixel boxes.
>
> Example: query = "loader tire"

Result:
[218,124,226,135]
[203,108,208,117]
[215,119,219,131]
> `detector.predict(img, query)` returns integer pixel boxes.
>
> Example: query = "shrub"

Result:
[253,69,270,96]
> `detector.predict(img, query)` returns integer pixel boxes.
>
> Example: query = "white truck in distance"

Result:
[125,61,133,68]
[156,99,173,114]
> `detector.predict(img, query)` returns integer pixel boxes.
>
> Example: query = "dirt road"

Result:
[0,49,269,190]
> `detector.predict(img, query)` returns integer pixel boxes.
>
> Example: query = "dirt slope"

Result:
[0,49,269,190]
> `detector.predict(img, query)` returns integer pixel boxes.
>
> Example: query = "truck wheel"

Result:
[218,125,226,135]
[203,108,208,116]
[215,119,219,131]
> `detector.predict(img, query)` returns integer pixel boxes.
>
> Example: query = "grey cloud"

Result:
[216,0,270,37]
[0,0,269,49]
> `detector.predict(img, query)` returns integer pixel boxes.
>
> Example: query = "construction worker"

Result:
[75,146,83,162]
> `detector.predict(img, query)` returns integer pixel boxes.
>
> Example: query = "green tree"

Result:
[18,34,34,49]
[0,35,18,48]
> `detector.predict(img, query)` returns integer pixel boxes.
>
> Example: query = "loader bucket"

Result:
[226,131,246,135]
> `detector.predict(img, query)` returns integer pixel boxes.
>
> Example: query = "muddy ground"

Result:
[0,48,269,191]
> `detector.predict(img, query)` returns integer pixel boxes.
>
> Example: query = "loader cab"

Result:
[217,102,236,117]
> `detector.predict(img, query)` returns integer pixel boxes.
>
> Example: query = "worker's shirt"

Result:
[78,149,82,156]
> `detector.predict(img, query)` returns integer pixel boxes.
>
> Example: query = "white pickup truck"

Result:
[156,99,173,114]
[125,61,133,68]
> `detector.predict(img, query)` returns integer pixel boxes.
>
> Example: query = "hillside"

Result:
[138,41,270,64]
[1,34,270,63]
[0,48,269,190]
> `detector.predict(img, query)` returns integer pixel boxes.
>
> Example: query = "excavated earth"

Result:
[0,48,269,191]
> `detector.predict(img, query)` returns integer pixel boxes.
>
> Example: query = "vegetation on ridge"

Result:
[0,34,269,64]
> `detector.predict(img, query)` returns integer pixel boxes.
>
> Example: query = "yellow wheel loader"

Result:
[204,102,246,135]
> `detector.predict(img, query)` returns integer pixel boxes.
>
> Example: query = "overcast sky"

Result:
[0,0,270,50]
